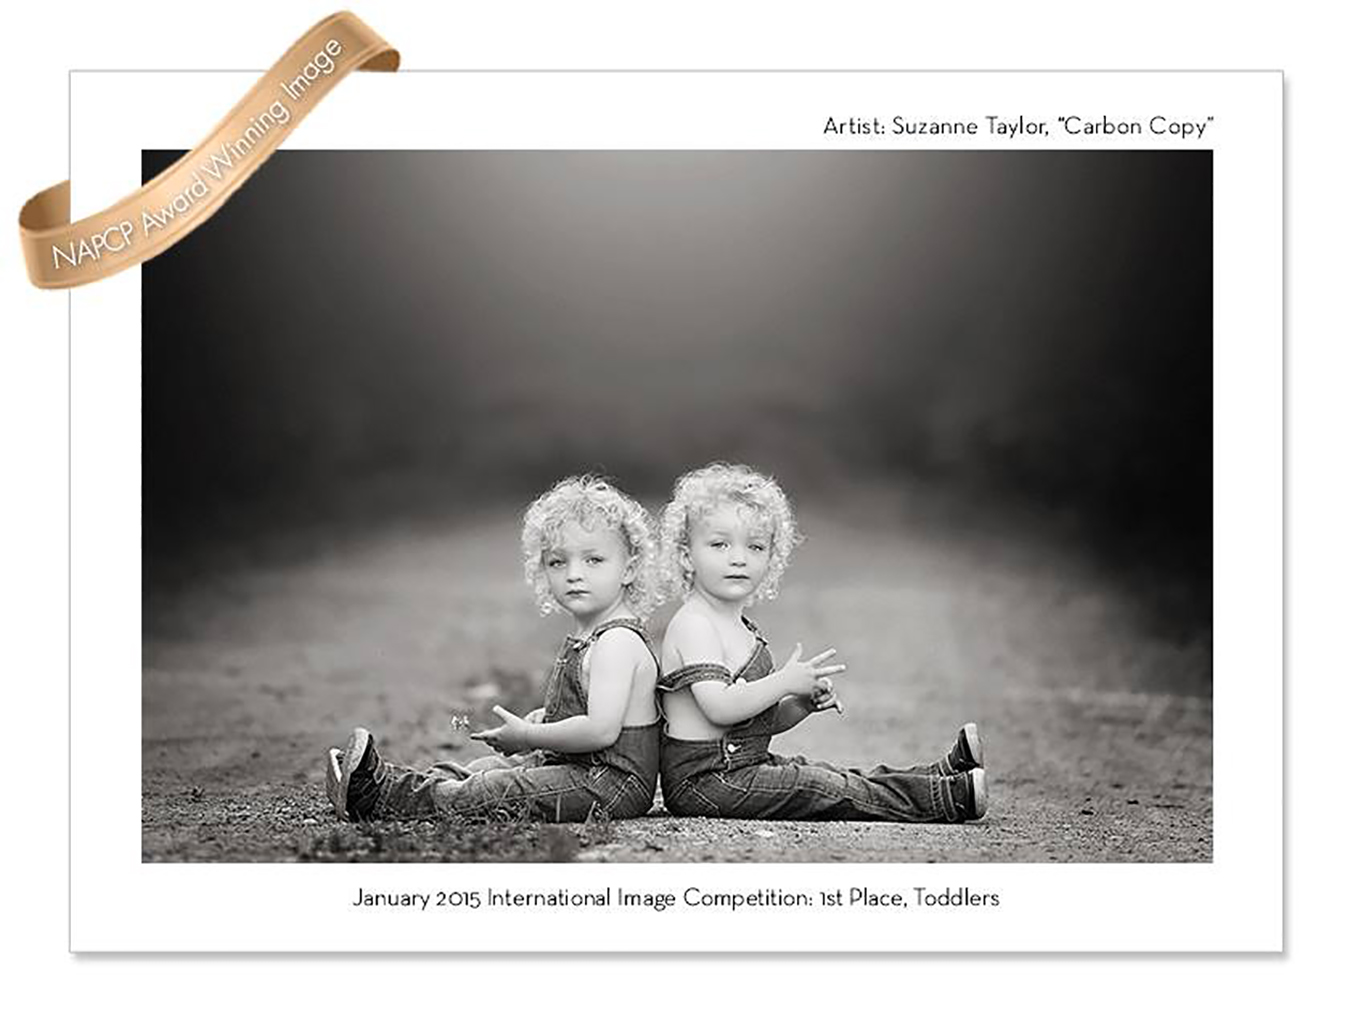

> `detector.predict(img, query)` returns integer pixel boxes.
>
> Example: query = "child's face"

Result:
[685,502,773,604]
[542,520,635,620]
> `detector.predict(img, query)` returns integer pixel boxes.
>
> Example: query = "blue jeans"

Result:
[661,741,966,823]
[374,758,652,822]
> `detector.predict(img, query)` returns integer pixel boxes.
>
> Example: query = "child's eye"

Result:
[586,556,604,565]
[546,559,564,569]
[710,540,727,549]
[749,544,767,553]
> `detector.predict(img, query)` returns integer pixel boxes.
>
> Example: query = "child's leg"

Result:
[430,751,545,778]
[668,753,984,823]
[378,761,645,823]
[338,731,650,823]
[427,759,477,778]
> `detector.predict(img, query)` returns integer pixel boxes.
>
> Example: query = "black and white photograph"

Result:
[142,148,1212,863]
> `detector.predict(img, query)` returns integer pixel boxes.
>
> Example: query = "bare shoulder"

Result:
[588,624,650,671]
[663,604,726,666]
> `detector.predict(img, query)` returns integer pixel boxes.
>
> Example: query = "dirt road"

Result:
[143,494,1211,862]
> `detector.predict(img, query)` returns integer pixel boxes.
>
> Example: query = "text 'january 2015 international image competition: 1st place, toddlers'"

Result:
[351,885,1000,913]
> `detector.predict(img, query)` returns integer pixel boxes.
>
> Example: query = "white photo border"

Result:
[71,69,1280,952]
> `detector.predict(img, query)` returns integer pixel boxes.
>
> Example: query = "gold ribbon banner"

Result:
[18,10,398,289]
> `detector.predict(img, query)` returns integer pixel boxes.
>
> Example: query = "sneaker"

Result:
[950,767,989,822]
[324,747,344,819]
[944,721,984,774]
[339,727,385,821]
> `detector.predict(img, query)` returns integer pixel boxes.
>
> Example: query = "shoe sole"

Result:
[969,767,989,821]
[962,722,985,769]
[338,727,372,823]
[325,748,345,820]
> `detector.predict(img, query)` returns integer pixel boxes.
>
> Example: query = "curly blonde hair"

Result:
[658,462,800,606]
[521,475,659,618]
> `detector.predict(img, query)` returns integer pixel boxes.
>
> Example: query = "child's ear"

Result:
[678,544,692,574]
[621,554,637,585]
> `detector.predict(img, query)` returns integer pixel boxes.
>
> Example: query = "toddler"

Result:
[326,475,662,823]
[656,463,988,823]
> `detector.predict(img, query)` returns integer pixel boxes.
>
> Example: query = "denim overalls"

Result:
[659,617,969,823]
[373,618,661,822]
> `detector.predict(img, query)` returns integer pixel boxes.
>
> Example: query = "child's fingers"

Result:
[810,693,842,714]
[815,663,847,678]
[812,691,843,712]
[787,643,803,664]
[806,648,837,665]
[492,704,522,723]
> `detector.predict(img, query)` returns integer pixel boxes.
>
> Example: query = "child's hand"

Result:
[810,676,844,715]
[780,644,847,696]
[524,707,546,724]
[469,705,535,754]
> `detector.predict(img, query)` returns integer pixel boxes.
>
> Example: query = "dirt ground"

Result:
[143,490,1211,863]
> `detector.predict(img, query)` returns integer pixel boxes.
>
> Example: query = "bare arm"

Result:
[472,633,639,754]
[520,634,635,752]
[671,614,843,727]
[690,669,810,726]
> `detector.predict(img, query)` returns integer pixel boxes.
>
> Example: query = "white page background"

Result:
[4,0,1340,1006]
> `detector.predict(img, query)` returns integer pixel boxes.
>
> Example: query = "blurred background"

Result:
[144,151,1210,612]
[142,151,1212,860]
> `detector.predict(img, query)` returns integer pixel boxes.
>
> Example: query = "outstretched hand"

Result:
[470,705,535,754]
[780,643,848,697]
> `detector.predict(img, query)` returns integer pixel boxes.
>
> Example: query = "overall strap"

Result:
[740,614,767,642]
[658,661,733,694]
[591,617,661,669]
